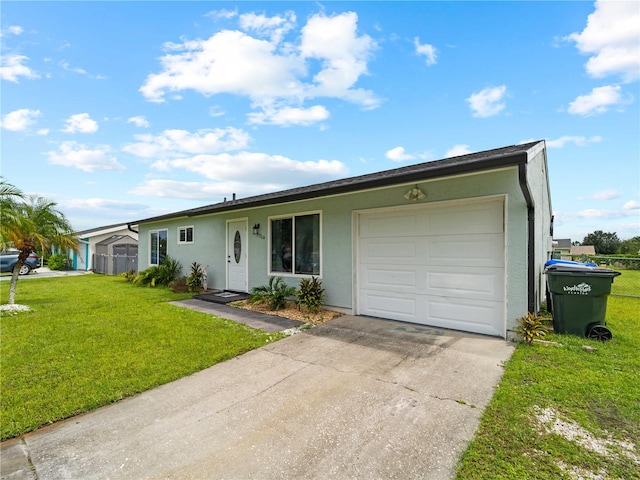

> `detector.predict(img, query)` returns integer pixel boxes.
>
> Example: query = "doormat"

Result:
[193,291,250,305]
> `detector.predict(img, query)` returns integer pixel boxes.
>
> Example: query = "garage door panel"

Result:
[427,268,503,301]
[360,291,417,323]
[423,202,503,235]
[428,297,503,337]
[362,267,417,289]
[361,240,418,265]
[360,212,418,237]
[427,234,504,267]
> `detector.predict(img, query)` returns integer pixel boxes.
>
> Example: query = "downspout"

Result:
[128,224,139,234]
[518,162,536,314]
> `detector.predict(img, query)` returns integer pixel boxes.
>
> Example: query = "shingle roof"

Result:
[131,140,544,225]
[74,223,132,236]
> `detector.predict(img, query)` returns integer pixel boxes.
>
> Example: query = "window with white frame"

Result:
[178,226,194,244]
[149,229,168,265]
[270,212,320,276]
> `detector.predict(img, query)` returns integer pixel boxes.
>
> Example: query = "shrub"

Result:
[296,276,325,313]
[249,276,297,310]
[47,253,72,271]
[514,312,549,344]
[134,256,182,287]
[121,269,137,283]
[187,262,206,293]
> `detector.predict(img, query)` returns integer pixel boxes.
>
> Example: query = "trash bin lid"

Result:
[545,259,597,268]
[545,262,621,276]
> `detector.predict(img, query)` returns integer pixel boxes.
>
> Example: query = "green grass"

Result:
[456,295,640,479]
[610,268,640,297]
[0,275,280,440]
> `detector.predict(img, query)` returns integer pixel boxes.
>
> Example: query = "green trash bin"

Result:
[545,261,621,341]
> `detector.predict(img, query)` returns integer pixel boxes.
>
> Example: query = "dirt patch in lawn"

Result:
[230,300,343,326]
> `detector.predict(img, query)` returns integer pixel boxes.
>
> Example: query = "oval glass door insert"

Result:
[234,231,241,263]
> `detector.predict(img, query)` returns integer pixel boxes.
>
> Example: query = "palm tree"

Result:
[0,178,25,245]
[1,182,78,304]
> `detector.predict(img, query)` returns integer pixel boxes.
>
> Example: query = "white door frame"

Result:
[226,218,249,292]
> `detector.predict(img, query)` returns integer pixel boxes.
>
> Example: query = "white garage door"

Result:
[357,198,505,336]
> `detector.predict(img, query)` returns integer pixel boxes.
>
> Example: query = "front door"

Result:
[227,220,248,292]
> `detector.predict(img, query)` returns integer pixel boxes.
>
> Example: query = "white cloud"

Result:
[466,85,507,118]
[123,127,250,158]
[131,151,348,200]
[140,29,304,103]
[623,200,640,211]
[127,116,150,128]
[158,152,347,184]
[204,8,238,20]
[445,144,473,157]
[60,61,87,75]
[0,54,40,82]
[580,189,620,201]
[567,0,640,82]
[63,197,147,212]
[574,208,631,220]
[37,128,49,136]
[1,108,41,131]
[299,12,379,108]
[567,85,628,115]
[140,11,379,119]
[129,179,277,200]
[247,105,329,126]
[386,146,414,162]
[209,106,226,117]
[46,141,125,172]
[385,146,433,162]
[239,11,296,43]
[62,113,99,134]
[546,135,602,148]
[414,37,437,66]
[4,26,24,36]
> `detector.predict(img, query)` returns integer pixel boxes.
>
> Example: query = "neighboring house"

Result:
[130,141,553,338]
[553,238,572,260]
[93,235,138,275]
[70,224,139,272]
[570,245,596,260]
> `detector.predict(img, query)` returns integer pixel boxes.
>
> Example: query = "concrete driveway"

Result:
[2,316,514,480]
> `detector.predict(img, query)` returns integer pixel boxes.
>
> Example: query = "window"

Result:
[270,212,320,275]
[150,229,167,265]
[178,226,194,244]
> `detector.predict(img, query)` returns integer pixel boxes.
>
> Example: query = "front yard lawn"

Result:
[0,275,279,441]
[456,295,640,479]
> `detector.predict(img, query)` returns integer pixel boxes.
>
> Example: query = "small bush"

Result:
[514,312,549,344]
[187,262,206,293]
[121,270,137,283]
[297,276,325,313]
[249,277,297,310]
[47,253,72,271]
[134,256,182,287]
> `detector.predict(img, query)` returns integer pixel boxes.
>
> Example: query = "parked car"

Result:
[0,250,41,275]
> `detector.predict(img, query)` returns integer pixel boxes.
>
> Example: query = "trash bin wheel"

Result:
[587,324,612,342]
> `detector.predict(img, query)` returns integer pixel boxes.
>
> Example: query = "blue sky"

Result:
[1,1,638,242]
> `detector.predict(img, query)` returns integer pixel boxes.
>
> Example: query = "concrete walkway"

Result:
[1,315,514,480]
[169,298,304,333]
